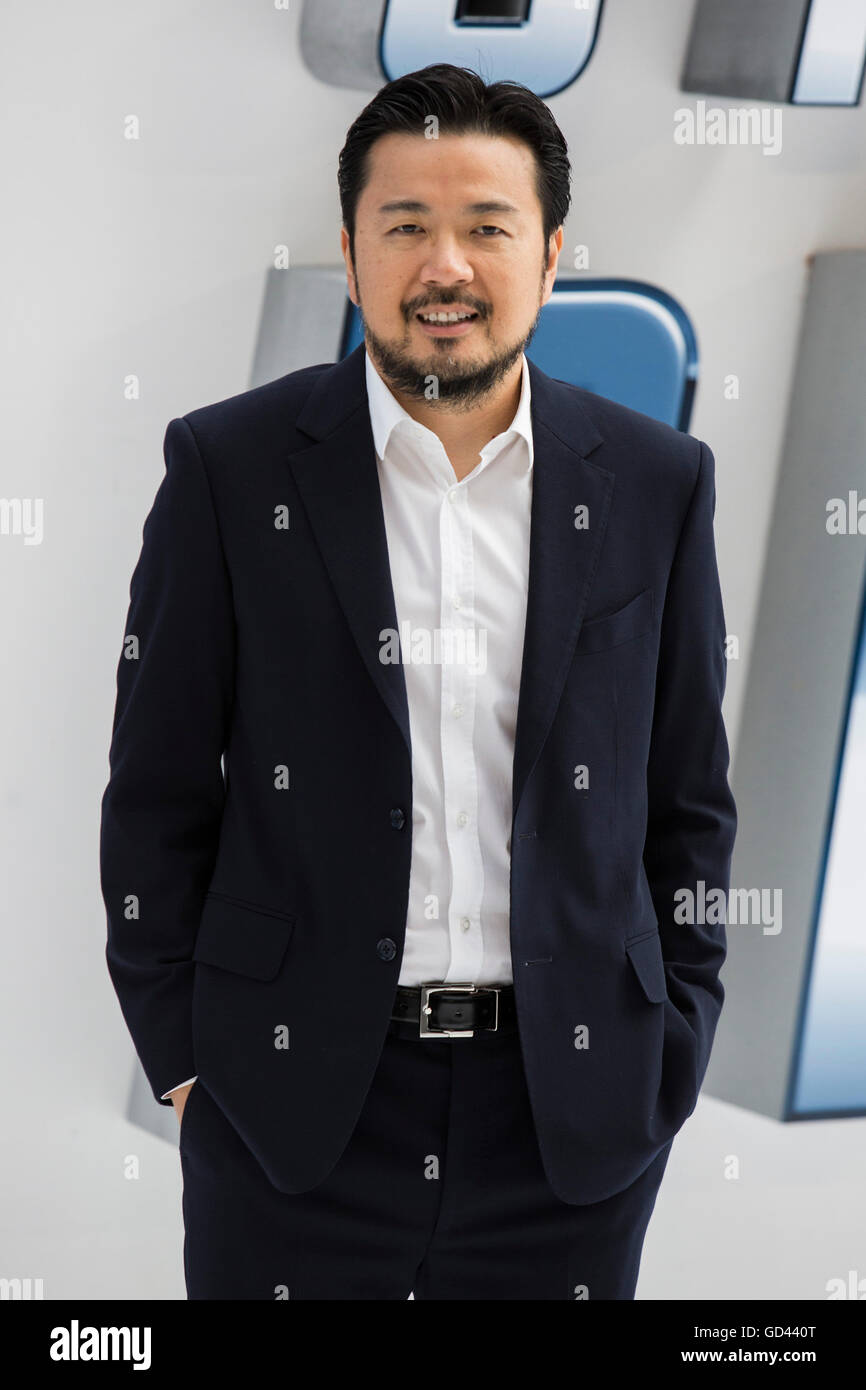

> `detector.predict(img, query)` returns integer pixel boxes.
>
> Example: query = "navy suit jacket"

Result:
[100,342,737,1205]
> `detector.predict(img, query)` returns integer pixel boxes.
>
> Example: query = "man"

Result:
[101,63,737,1300]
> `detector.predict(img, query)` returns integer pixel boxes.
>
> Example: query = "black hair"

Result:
[338,63,571,262]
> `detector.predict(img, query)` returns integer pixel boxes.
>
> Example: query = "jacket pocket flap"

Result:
[193,893,296,980]
[577,588,654,654]
[625,929,667,1003]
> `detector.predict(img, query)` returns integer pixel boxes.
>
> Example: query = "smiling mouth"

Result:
[415,309,479,324]
[414,309,481,337]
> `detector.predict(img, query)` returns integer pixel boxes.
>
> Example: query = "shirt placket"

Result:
[439,472,485,983]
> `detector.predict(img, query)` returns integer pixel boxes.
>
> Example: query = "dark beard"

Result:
[356,284,545,410]
[364,328,533,408]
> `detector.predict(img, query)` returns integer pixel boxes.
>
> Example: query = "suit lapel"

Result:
[513,358,612,817]
[286,344,614,819]
[288,355,412,755]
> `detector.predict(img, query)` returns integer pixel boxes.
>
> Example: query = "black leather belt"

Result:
[389,983,517,1039]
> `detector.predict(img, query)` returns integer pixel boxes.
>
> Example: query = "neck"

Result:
[377,355,525,481]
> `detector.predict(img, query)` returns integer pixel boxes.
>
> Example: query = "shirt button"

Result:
[452,703,463,718]
[376,938,397,961]
[390,807,406,829]
[460,917,471,932]
[452,595,462,610]
[456,811,468,828]
[447,488,459,503]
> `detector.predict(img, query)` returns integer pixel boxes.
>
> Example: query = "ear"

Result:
[542,227,563,306]
[340,228,359,307]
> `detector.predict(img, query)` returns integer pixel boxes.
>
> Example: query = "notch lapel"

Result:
[513,362,612,818]
[287,355,412,756]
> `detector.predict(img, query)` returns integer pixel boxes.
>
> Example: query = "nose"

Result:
[418,233,474,287]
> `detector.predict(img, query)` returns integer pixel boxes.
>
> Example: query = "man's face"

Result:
[341,130,563,406]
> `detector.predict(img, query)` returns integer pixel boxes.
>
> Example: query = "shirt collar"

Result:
[365,348,534,474]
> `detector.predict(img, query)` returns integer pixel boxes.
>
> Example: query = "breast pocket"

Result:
[576,588,654,655]
[193,891,297,981]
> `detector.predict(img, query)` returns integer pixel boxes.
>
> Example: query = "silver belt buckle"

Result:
[419,983,499,1039]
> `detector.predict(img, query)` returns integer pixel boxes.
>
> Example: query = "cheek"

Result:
[486,300,522,335]
[487,276,531,326]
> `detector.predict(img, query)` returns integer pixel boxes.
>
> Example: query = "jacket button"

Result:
[390,807,406,829]
[376,937,397,961]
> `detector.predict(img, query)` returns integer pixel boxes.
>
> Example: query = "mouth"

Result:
[414,308,480,338]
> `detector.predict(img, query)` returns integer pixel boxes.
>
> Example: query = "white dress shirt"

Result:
[162,348,534,1098]
[368,348,534,989]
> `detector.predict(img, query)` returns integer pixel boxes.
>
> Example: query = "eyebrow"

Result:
[376,199,521,217]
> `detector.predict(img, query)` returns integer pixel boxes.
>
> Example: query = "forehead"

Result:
[360,130,539,213]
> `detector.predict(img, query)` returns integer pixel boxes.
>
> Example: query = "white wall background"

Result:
[2,0,864,1299]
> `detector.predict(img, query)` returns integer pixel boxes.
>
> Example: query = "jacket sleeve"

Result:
[643,438,737,1111]
[100,417,235,1106]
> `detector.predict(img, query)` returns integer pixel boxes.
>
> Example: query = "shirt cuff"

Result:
[160,1075,198,1099]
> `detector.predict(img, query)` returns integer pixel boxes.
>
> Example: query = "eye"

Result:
[388,224,506,237]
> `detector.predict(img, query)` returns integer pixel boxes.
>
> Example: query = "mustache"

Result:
[408,298,486,316]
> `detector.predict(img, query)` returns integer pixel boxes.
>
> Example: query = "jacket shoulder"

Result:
[547,377,704,490]
[179,361,334,453]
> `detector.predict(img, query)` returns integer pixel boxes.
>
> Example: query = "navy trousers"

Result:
[180,1014,672,1300]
